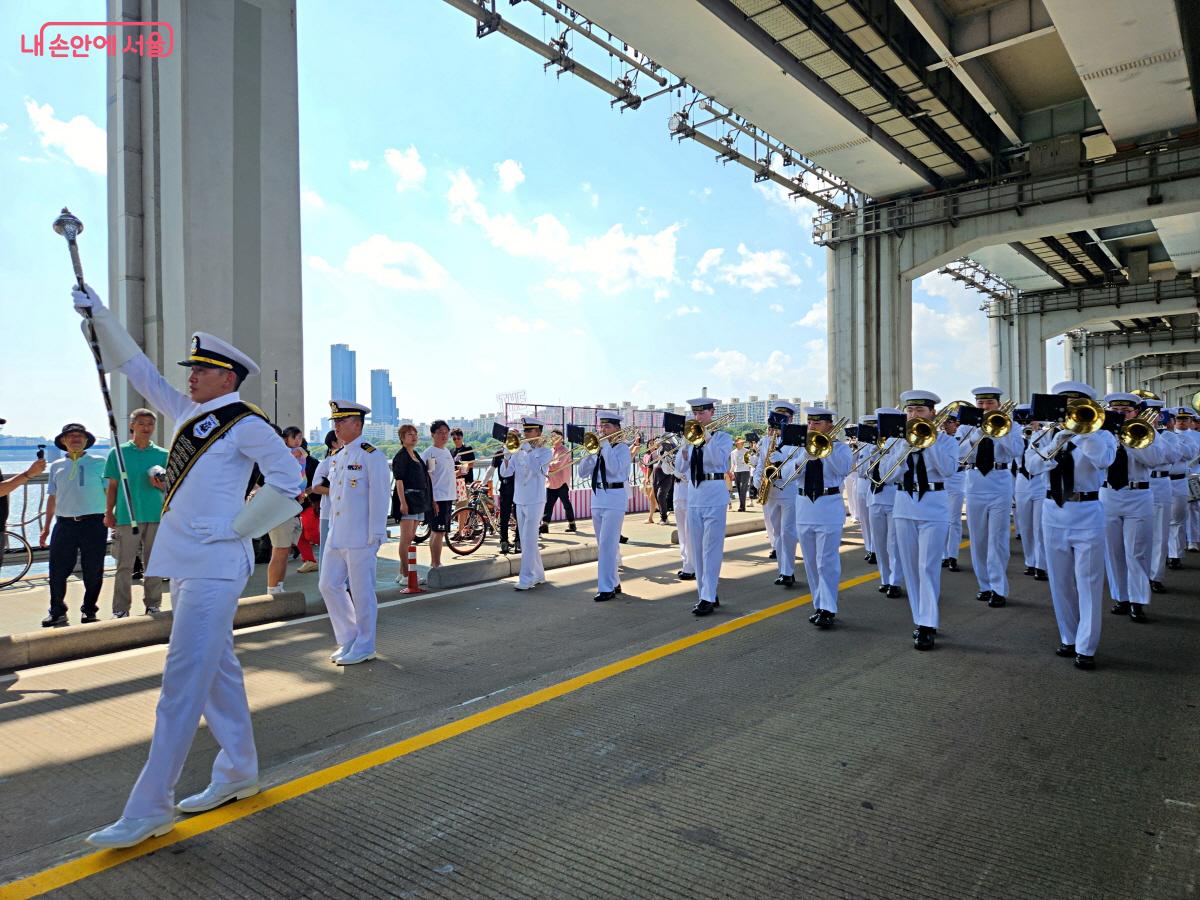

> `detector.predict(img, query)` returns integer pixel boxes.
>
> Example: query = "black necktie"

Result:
[976,436,994,471]
[690,444,704,487]
[803,458,824,502]
[1048,441,1075,507]
[1018,438,1030,479]
[904,451,930,498]
[1108,445,1129,491]
[592,449,608,489]
[869,458,883,494]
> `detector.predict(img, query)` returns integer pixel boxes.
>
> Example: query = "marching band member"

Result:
[501,417,553,591]
[1169,408,1199,565]
[1102,393,1170,623]
[71,285,302,848]
[884,390,959,651]
[960,387,1024,608]
[752,402,800,587]
[853,413,878,564]
[1184,409,1200,551]
[577,412,631,601]
[677,397,733,616]
[668,437,696,581]
[1024,381,1117,670]
[321,400,391,665]
[795,407,853,627]
[1143,401,1174,593]
[1012,406,1047,581]
[867,407,904,599]
[941,411,965,572]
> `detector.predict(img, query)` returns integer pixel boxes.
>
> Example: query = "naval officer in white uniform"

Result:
[72,284,302,849]
[752,402,800,588]
[502,417,553,590]
[866,407,905,599]
[578,412,631,601]
[677,397,733,615]
[320,400,391,665]
[794,407,854,627]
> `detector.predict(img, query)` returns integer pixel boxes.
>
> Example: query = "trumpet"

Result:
[1117,407,1158,450]
[778,417,849,488]
[1031,397,1105,459]
[875,403,962,484]
[682,412,736,446]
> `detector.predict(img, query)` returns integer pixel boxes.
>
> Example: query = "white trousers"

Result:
[1150,492,1169,581]
[966,494,1012,596]
[675,502,694,574]
[1104,506,1152,604]
[798,523,842,612]
[593,505,623,592]
[894,518,944,629]
[1042,517,1105,656]
[515,503,545,587]
[764,494,797,576]
[124,577,256,818]
[1168,489,1187,557]
[320,546,379,655]
[1189,494,1200,544]
[687,505,727,602]
[855,484,874,552]
[867,503,896,586]
[944,487,965,558]
[1014,494,1044,569]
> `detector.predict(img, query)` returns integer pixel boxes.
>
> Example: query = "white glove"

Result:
[194,519,239,543]
[71,282,102,315]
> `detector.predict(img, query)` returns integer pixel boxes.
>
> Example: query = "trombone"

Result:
[682,412,737,446]
[581,424,640,454]
[875,402,962,484]
[961,400,1015,461]
[778,417,849,489]
[1031,398,1105,459]
[1117,407,1158,450]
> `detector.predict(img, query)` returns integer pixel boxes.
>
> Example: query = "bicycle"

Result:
[1,529,34,589]
[445,484,503,556]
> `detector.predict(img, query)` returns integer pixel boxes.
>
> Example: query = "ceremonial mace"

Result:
[53,208,139,535]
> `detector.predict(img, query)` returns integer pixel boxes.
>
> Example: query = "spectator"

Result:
[309,431,340,566]
[643,436,675,525]
[264,425,305,594]
[282,426,321,574]
[421,420,456,581]
[450,428,476,538]
[541,429,577,534]
[104,408,169,618]
[391,424,433,583]
[729,438,752,512]
[490,444,520,554]
[39,423,108,627]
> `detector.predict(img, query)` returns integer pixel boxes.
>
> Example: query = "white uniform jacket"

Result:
[795,442,854,526]
[501,445,553,506]
[1025,430,1118,529]
[117,355,302,580]
[578,441,631,510]
[677,431,734,508]
[325,436,392,549]
[959,426,1024,494]
[887,432,959,522]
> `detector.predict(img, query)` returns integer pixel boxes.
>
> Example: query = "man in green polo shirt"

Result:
[104,408,169,618]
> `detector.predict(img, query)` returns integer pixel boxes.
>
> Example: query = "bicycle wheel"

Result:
[0,531,34,589]
[446,507,486,556]
[412,520,431,545]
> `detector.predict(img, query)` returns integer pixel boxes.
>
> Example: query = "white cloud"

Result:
[912,273,991,397]
[496,159,525,192]
[769,303,784,313]
[653,288,670,302]
[301,189,325,210]
[447,168,678,295]
[0,123,8,135]
[791,298,826,329]
[24,99,105,174]
[689,279,714,295]
[635,205,650,224]
[753,152,819,227]
[581,181,599,207]
[717,244,803,294]
[673,305,701,317]
[349,159,369,172]
[541,277,582,301]
[384,145,426,191]
[307,255,336,273]
[343,234,449,291]
[695,248,724,276]
[18,155,47,164]
[694,344,828,400]
[804,255,814,269]
[495,314,550,334]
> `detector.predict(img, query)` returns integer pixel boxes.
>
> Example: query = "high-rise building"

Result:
[370,369,399,426]
[330,344,356,402]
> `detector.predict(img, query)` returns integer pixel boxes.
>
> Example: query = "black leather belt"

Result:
[903,482,945,495]
[593,482,625,490]
[1046,490,1100,502]
[699,473,725,481]
[61,513,104,521]
[802,487,841,498]
[1170,473,1186,480]
[972,462,1007,474]
[1103,482,1149,490]
[1152,471,1170,478]
[957,463,970,472]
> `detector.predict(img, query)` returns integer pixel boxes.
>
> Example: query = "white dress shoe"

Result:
[329,644,352,662]
[336,650,376,665]
[177,777,260,813]
[514,582,535,591]
[86,814,175,848]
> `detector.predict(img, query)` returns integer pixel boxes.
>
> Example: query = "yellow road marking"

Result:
[1,559,908,897]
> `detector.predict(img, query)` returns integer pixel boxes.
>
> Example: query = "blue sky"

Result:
[1,1,1064,440]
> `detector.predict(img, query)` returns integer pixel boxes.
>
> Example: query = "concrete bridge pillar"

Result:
[991,307,1045,404]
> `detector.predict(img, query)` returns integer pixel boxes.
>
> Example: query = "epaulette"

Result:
[245,402,268,418]
[361,442,376,453]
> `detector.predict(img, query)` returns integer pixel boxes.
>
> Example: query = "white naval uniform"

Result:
[753,442,800,577]
[865,443,903,589]
[1102,435,1170,605]
[1167,428,1195,558]
[679,431,734,602]
[795,442,854,613]
[1025,430,1118,657]
[319,435,391,656]
[502,444,553,587]
[116,354,302,820]
[943,435,966,560]
[1147,429,1180,581]
[1187,430,1200,544]
[578,441,631,593]
[852,445,875,554]
[959,425,1025,598]
[1013,439,1047,572]
[885,433,959,630]
[671,447,694,576]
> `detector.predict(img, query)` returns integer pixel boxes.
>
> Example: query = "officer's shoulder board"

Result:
[361,442,377,453]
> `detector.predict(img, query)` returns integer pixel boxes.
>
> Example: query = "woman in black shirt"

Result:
[392,424,432,582]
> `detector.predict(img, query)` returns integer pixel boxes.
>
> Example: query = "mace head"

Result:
[52,207,84,239]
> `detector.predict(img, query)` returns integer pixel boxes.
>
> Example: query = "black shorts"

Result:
[426,500,453,533]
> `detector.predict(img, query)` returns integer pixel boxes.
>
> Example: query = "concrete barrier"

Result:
[670,517,766,545]
[0,591,307,672]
